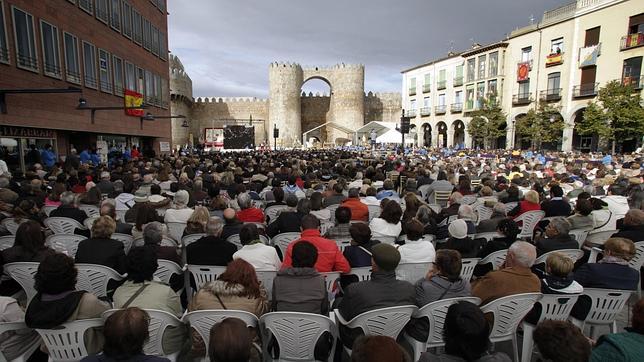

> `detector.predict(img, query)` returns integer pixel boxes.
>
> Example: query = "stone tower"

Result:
[169,54,193,146]
[268,63,303,147]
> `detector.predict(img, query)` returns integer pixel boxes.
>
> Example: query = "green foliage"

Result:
[577,80,644,146]
[515,101,565,149]
[467,98,507,149]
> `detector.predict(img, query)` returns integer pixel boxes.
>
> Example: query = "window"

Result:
[518,80,530,97]
[82,41,97,88]
[410,99,416,110]
[438,69,446,89]
[454,64,463,84]
[488,52,498,77]
[438,93,446,106]
[151,25,159,55]
[143,18,151,50]
[521,47,532,62]
[0,1,8,64]
[96,0,109,23]
[40,21,61,78]
[423,73,431,92]
[125,61,135,91]
[550,38,563,54]
[622,57,642,88]
[547,72,561,92]
[466,59,475,82]
[12,6,38,71]
[122,1,132,38]
[488,79,498,97]
[585,27,600,47]
[98,49,112,93]
[112,55,124,96]
[154,73,161,105]
[132,9,142,44]
[110,0,120,31]
[628,14,644,34]
[158,31,166,60]
[409,77,416,94]
[79,0,93,14]
[476,82,485,108]
[478,55,486,79]
[136,66,145,95]
[423,96,431,107]
[465,84,474,109]
[63,32,81,84]
[454,90,462,104]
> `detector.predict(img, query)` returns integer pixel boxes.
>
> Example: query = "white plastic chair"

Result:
[325,204,340,223]
[3,262,40,301]
[75,264,126,298]
[477,249,507,271]
[272,232,301,257]
[479,292,542,362]
[182,233,206,247]
[321,272,341,302]
[514,210,545,240]
[79,204,100,218]
[115,209,127,221]
[461,195,477,205]
[102,309,183,361]
[256,269,277,300]
[44,217,85,235]
[335,238,352,253]
[520,294,580,362]
[504,202,518,214]
[265,205,289,224]
[155,259,184,286]
[41,205,57,217]
[226,234,270,249]
[584,229,618,246]
[0,235,15,250]
[474,232,503,241]
[261,312,338,362]
[0,320,40,362]
[348,267,372,281]
[460,258,480,282]
[1,218,26,235]
[395,262,432,283]
[404,297,481,361]
[320,221,333,236]
[83,217,97,230]
[628,241,644,298]
[35,318,104,362]
[534,249,584,265]
[418,185,431,201]
[475,204,493,224]
[569,288,632,339]
[45,234,87,257]
[183,310,259,356]
[187,264,227,291]
[334,305,417,355]
[433,190,451,207]
[166,222,186,243]
[367,205,381,221]
[111,233,134,253]
[569,229,591,247]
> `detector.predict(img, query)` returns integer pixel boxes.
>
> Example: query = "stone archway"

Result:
[409,124,418,147]
[421,123,432,148]
[571,108,598,152]
[452,120,465,148]
[268,63,365,147]
[436,121,448,148]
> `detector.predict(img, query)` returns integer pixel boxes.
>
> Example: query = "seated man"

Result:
[233,223,281,271]
[266,195,304,237]
[221,208,244,240]
[283,215,350,273]
[341,188,369,222]
[541,185,572,217]
[574,237,639,290]
[186,217,237,266]
[471,241,541,305]
[535,217,578,256]
[324,206,352,240]
[612,209,644,242]
[50,191,90,236]
[337,243,415,348]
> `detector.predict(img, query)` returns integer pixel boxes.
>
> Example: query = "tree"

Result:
[467,98,507,149]
[515,100,565,150]
[576,80,644,153]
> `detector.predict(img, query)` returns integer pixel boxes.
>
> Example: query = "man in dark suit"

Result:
[221,208,244,241]
[541,185,572,217]
[612,209,644,242]
[75,216,126,274]
[49,191,91,237]
[187,217,237,266]
[534,217,579,256]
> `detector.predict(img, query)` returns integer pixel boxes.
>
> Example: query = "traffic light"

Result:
[400,115,411,134]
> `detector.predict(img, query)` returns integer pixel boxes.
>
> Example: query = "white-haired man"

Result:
[471,241,540,305]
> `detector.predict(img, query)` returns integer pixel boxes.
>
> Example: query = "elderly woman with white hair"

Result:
[164,189,193,223]
[476,202,508,233]
[235,192,265,223]
[457,204,477,235]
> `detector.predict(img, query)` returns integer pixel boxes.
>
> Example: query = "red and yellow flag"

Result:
[124,89,145,117]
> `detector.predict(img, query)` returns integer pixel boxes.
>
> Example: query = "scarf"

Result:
[25,290,86,329]
[599,255,629,266]
[543,274,574,290]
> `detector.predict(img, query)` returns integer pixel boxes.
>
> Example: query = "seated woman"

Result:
[474,218,518,277]
[81,307,169,362]
[397,219,435,264]
[131,203,164,240]
[25,253,109,354]
[567,199,595,230]
[112,246,184,355]
[187,258,268,357]
[183,206,210,236]
[508,190,541,219]
[405,250,472,343]
[419,301,511,361]
[0,296,41,361]
[309,192,331,222]
[208,318,253,362]
[591,298,644,361]
[415,205,438,237]
[75,216,126,274]
[142,221,180,265]
[437,219,482,258]
[369,199,402,244]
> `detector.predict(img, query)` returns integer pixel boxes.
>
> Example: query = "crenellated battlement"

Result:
[364,91,401,98]
[194,97,268,104]
[301,92,331,97]
[269,62,303,69]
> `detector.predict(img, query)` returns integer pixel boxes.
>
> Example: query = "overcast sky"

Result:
[168,0,566,98]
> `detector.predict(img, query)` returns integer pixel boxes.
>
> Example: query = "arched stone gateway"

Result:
[451,120,465,148]
[436,122,448,148]
[421,123,432,148]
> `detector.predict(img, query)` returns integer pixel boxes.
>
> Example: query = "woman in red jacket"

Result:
[509,190,542,219]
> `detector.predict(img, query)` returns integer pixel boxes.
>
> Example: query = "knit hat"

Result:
[448,219,468,239]
[133,189,148,203]
[371,243,401,272]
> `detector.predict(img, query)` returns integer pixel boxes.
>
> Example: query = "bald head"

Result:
[507,241,536,268]
[223,208,236,222]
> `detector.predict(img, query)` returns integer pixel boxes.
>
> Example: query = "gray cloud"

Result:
[168,0,566,98]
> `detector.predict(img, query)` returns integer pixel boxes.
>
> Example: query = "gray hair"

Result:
[509,241,537,268]
[549,217,571,235]
[492,202,507,216]
[450,192,463,204]
[0,177,9,188]
[416,205,433,224]
[237,192,252,209]
[60,191,76,206]
[143,221,164,245]
[458,204,476,221]
[206,217,223,236]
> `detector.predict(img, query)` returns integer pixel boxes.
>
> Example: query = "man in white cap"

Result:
[164,190,193,223]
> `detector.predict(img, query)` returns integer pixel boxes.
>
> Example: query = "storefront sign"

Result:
[0,126,55,138]
[124,89,145,117]
[159,141,171,152]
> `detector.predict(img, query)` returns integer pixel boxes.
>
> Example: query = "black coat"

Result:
[266,211,304,237]
[612,225,644,242]
[75,238,126,274]
[50,205,88,224]
[535,234,579,256]
[540,199,572,218]
[186,235,237,266]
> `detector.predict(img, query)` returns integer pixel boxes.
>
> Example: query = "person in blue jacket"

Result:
[80,147,92,164]
[40,144,56,168]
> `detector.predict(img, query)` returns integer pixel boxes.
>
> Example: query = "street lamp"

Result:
[0,87,82,114]
[76,97,148,124]
[139,112,187,130]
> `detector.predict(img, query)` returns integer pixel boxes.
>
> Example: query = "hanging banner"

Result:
[579,44,600,68]
[545,53,563,67]
[517,62,530,82]
[124,89,145,117]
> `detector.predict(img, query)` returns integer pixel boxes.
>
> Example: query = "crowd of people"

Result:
[0,146,642,361]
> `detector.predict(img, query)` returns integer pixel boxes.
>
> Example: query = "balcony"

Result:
[408,88,416,96]
[512,93,533,106]
[420,107,431,116]
[450,103,463,113]
[572,83,599,98]
[422,84,431,93]
[406,109,417,117]
[539,88,562,102]
[621,32,644,51]
[437,80,446,90]
[453,77,463,87]
[434,105,447,115]
[545,52,564,67]
[622,76,643,90]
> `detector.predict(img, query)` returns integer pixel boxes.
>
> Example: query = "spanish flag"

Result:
[124,89,145,117]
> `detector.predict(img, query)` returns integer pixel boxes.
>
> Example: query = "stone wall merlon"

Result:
[194,97,268,103]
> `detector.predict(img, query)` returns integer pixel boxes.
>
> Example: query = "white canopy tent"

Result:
[377,128,415,144]
[354,121,413,145]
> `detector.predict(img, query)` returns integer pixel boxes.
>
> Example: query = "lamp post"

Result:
[273,124,279,150]
[139,112,186,130]
[76,98,147,124]
[0,87,82,114]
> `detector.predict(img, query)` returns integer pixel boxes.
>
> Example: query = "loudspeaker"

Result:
[273,127,279,138]
[400,116,411,134]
